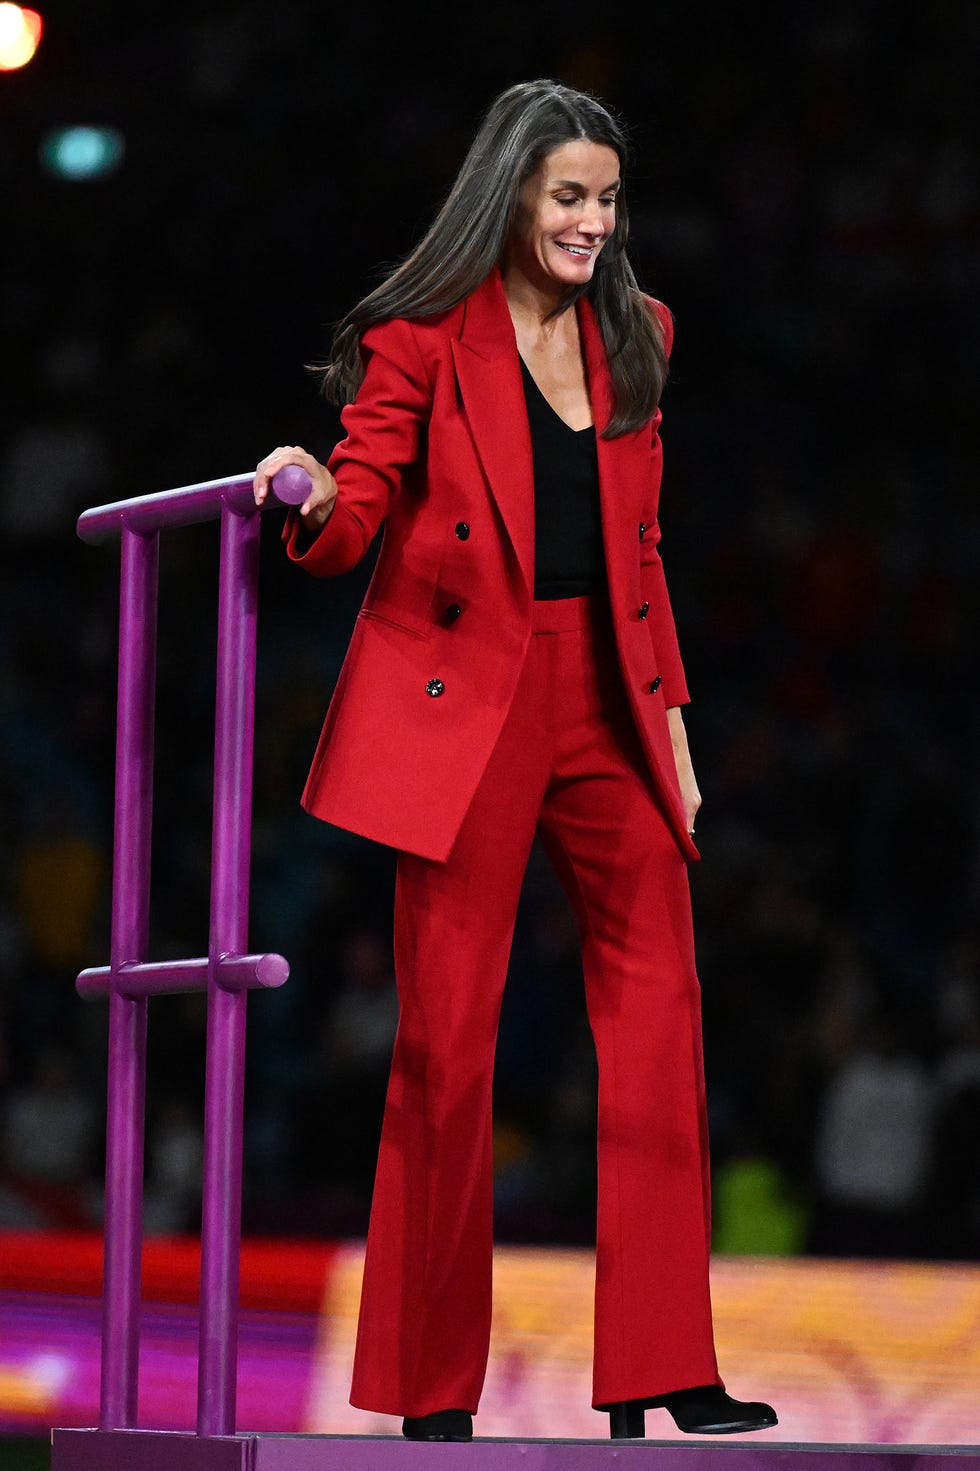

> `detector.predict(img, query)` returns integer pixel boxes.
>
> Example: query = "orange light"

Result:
[0,4,43,71]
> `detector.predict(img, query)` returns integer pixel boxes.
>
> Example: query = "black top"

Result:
[520,358,605,601]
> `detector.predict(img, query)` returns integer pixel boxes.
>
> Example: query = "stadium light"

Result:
[41,126,125,180]
[0,4,42,71]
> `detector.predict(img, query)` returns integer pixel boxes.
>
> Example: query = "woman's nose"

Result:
[578,202,605,236]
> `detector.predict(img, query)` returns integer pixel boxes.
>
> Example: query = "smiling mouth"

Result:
[555,242,595,257]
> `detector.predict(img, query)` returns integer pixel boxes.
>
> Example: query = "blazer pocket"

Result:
[357,606,432,642]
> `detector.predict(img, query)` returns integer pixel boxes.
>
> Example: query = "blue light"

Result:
[41,127,124,180]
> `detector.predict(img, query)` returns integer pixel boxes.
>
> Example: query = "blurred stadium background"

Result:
[1,0,978,1460]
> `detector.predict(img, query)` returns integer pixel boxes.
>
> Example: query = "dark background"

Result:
[1,0,978,1260]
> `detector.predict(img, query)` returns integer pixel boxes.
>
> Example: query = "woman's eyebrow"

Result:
[549,177,621,191]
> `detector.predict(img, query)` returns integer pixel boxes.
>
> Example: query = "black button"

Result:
[649,675,662,693]
[455,522,470,540]
[639,602,650,619]
[445,604,462,622]
[425,678,445,697]
[638,522,646,540]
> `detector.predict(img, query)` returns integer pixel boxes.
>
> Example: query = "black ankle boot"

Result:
[609,1401,646,1438]
[402,1408,473,1441]
[607,1386,778,1438]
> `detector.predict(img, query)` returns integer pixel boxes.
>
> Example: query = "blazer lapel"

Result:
[577,296,650,603]
[451,269,535,600]
[581,295,690,839]
[451,275,650,610]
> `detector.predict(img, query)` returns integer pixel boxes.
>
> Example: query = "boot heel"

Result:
[609,1401,645,1438]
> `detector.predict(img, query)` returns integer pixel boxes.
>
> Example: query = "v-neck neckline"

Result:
[518,355,594,435]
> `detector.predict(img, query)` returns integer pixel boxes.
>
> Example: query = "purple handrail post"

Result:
[100,526,159,1430]
[73,467,306,1451]
[197,503,262,1436]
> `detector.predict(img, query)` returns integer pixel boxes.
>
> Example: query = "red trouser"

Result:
[349,595,721,1417]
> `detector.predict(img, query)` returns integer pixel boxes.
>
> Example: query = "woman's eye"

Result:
[554,195,617,208]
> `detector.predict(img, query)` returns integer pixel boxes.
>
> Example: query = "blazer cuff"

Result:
[660,669,691,708]
[281,502,365,577]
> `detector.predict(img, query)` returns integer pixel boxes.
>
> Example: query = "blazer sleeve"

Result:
[282,316,433,577]
[641,297,690,707]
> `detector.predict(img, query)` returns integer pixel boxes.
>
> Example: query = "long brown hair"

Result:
[318,79,668,438]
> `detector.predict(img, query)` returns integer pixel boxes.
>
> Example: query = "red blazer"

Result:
[285,267,698,865]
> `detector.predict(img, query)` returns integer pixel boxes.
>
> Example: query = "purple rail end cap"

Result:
[271,464,312,505]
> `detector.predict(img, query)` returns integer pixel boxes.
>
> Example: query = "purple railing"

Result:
[76,464,310,1438]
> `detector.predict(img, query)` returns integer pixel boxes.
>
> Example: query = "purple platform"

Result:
[49,1431,980,1471]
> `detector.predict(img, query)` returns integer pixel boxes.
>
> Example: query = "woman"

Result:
[254,78,776,1443]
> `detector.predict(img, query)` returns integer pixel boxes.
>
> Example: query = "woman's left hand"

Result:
[666,706,701,838]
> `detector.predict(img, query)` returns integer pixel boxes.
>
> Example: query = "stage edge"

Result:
[51,1430,980,1471]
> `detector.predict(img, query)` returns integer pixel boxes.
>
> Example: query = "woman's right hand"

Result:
[253,445,338,534]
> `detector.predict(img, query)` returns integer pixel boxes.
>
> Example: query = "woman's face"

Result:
[505,139,620,293]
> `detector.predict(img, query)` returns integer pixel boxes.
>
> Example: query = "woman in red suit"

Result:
[254,79,776,1443]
